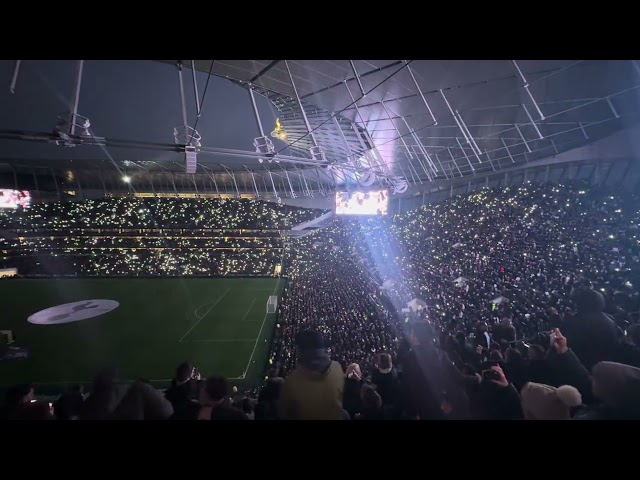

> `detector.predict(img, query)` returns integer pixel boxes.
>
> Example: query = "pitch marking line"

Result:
[194,293,223,319]
[179,287,231,343]
[239,297,257,322]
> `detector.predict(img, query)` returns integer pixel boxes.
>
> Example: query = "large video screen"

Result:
[0,189,31,209]
[336,190,388,215]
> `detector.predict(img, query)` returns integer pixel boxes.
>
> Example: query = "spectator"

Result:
[478,365,523,420]
[399,322,472,419]
[255,377,283,420]
[80,368,130,420]
[520,382,582,420]
[493,318,516,346]
[112,380,174,420]
[342,363,363,418]
[504,348,527,392]
[172,375,247,420]
[618,324,640,367]
[525,344,550,385]
[371,353,398,409]
[574,362,640,420]
[356,384,385,420]
[0,384,45,420]
[164,361,201,410]
[54,385,84,420]
[564,289,619,370]
[241,398,255,420]
[278,330,346,420]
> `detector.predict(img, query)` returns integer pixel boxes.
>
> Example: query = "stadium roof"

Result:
[1,60,639,201]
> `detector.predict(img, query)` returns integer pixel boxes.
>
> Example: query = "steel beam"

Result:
[404,61,437,125]
[512,60,545,120]
[284,60,318,148]
[9,60,21,94]
[190,60,201,117]
[70,60,84,136]
[522,103,544,139]
[177,62,188,127]
[249,87,265,137]
[349,60,366,97]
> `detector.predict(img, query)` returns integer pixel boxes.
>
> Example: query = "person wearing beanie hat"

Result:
[521,382,582,420]
[278,329,346,420]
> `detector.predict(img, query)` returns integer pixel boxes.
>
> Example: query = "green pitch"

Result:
[0,277,283,393]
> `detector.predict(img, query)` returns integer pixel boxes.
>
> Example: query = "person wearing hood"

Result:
[342,363,363,418]
[278,329,346,420]
[371,353,399,409]
[563,288,619,370]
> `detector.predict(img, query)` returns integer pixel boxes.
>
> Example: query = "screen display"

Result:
[335,190,388,215]
[0,190,31,209]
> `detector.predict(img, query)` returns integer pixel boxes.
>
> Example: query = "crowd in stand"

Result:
[1,181,640,419]
[0,197,318,276]
[0,197,320,230]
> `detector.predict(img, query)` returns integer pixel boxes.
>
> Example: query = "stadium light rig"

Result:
[122,175,131,183]
[254,135,278,163]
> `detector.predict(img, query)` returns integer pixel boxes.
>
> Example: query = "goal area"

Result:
[266,295,278,314]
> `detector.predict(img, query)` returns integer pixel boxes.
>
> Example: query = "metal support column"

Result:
[457,112,482,157]
[606,98,619,118]
[602,163,613,186]
[31,168,39,192]
[454,139,476,173]
[579,122,589,140]
[400,117,436,178]
[515,124,532,153]
[100,171,107,197]
[244,166,260,197]
[501,138,516,163]
[51,169,60,199]
[440,89,482,163]
[221,165,241,197]
[266,169,279,199]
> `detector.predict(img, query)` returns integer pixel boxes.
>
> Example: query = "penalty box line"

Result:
[179,287,231,343]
